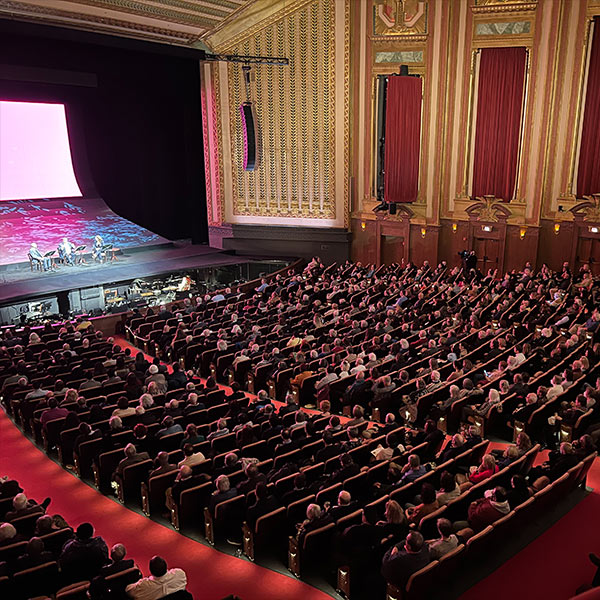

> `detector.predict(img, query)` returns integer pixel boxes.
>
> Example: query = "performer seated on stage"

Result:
[29,243,51,271]
[92,235,105,262]
[58,237,76,265]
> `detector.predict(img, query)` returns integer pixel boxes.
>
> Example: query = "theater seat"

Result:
[13,561,60,599]
[242,506,286,562]
[436,543,465,583]
[288,521,336,578]
[104,566,142,594]
[405,559,440,600]
[55,581,89,600]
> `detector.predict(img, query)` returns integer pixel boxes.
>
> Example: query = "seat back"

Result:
[105,566,142,593]
[13,561,60,598]
[575,451,597,488]
[0,540,27,564]
[97,448,125,492]
[465,525,494,557]
[286,495,315,534]
[122,459,153,504]
[39,527,74,557]
[56,582,90,600]
[436,543,465,582]
[179,481,214,532]
[11,511,43,537]
[254,507,287,556]
[405,559,440,600]
[148,471,178,515]
[301,522,336,573]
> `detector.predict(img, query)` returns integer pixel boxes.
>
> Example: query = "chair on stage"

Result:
[28,252,43,272]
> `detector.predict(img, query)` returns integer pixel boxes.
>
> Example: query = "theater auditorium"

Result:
[1,1,600,599]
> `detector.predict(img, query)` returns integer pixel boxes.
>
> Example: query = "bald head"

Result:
[110,543,127,561]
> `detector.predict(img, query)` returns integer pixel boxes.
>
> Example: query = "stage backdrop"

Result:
[0,20,208,244]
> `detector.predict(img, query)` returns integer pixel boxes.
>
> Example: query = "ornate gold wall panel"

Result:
[213,0,349,226]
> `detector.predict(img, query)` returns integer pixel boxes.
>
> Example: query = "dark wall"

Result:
[0,20,207,243]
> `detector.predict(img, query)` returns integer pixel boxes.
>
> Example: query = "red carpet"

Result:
[0,409,332,600]
[460,457,600,600]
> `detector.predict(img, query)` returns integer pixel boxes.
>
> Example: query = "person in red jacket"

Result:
[468,454,499,484]
[467,486,510,531]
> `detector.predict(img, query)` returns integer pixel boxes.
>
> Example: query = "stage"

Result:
[0,195,293,322]
[0,243,250,303]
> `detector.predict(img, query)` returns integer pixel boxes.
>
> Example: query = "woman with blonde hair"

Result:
[468,453,498,484]
[516,431,532,455]
[376,499,409,542]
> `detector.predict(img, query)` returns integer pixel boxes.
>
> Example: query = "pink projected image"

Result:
[0,100,83,201]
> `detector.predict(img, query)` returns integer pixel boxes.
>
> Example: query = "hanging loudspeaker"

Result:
[240,101,260,171]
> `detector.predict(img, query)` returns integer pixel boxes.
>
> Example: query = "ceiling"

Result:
[0,0,256,48]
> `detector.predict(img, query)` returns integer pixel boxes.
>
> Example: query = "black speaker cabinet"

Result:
[240,101,260,171]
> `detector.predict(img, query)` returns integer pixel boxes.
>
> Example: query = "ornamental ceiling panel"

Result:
[0,0,256,46]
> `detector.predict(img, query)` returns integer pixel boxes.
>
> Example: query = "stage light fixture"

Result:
[360,221,367,230]
[421,227,427,238]
[519,227,527,240]
[554,223,560,235]
[452,223,458,233]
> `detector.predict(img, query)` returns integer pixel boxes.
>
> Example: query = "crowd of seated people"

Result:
[1,258,600,598]
[0,476,191,600]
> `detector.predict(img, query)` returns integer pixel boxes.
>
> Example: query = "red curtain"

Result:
[472,47,527,202]
[384,76,422,204]
[578,17,600,197]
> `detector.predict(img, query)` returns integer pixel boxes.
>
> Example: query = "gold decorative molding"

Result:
[218,0,348,225]
[0,0,203,44]
[0,0,255,46]
[208,0,314,51]
[465,195,512,222]
[571,195,600,222]
[372,0,428,38]
[471,1,538,15]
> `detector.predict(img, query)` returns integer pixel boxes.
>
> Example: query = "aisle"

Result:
[459,457,600,600]
[0,409,333,600]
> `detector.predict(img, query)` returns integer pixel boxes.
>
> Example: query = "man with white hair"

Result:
[145,364,167,394]
[101,543,134,577]
[5,493,48,521]
[425,370,443,393]
[546,375,565,401]
[207,418,229,441]
[29,242,51,271]
[511,393,539,427]
[58,237,75,265]
[183,392,205,416]
[0,522,20,547]
[114,443,150,480]
[208,475,238,516]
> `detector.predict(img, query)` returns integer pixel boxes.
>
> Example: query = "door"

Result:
[576,237,600,276]
[473,237,499,273]
[380,235,405,265]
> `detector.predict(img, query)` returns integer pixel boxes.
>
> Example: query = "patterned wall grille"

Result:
[227,0,335,219]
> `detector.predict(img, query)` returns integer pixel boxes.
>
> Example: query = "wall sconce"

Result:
[421,227,426,238]
[482,225,492,233]
[452,223,458,233]
[589,226,599,234]
[519,227,527,240]
[554,223,560,235]
[360,221,366,230]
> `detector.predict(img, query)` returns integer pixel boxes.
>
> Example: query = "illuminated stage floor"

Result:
[0,197,164,267]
